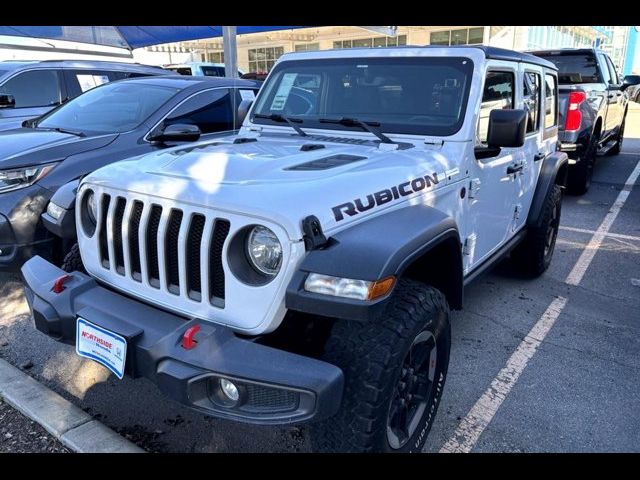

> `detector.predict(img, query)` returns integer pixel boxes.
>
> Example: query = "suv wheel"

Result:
[310,278,451,452]
[61,243,86,274]
[567,130,599,195]
[511,184,562,277]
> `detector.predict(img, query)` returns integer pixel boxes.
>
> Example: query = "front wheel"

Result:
[511,184,562,277]
[310,279,451,453]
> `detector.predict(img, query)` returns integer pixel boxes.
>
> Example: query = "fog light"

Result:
[220,378,240,402]
[46,202,65,220]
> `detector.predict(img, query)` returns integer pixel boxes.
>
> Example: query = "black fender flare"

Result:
[41,179,80,240]
[285,204,462,322]
[527,151,568,229]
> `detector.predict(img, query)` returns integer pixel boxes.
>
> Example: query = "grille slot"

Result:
[146,205,163,288]
[209,219,230,306]
[186,214,206,301]
[165,209,183,295]
[113,197,126,275]
[128,201,144,281]
[99,194,111,268]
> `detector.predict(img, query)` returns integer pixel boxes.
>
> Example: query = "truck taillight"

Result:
[565,91,586,131]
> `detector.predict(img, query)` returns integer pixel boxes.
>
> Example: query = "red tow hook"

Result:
[51,274,71,294]
[181,324,201,350]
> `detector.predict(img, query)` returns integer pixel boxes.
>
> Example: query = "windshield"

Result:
[536,54,602,84]
[251,56,474,137]
[37,81,179,134]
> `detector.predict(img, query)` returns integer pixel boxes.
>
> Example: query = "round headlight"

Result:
[86,191,97,225]
[246,226,282,276]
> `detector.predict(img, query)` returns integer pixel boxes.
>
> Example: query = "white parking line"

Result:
[559,226,640,242]
[438,158,640,453]
[566,159,640,286]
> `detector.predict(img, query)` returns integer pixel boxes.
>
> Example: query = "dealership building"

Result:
[138,26,602,73]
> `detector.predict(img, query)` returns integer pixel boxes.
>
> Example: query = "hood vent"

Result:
[286,154,366,171]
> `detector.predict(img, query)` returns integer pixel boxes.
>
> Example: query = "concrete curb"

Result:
[0,358,144,453]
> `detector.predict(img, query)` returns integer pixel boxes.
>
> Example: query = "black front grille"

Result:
[113,197,126,275]
[209,219,230,306]
[165,209,183,294]
[128,201,144,281]
[99,194,111,268]
[146,205,163,287]
[186,214,206,300]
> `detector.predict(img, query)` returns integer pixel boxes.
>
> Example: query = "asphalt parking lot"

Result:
[0,104,639,453]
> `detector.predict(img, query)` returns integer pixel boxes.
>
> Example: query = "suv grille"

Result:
[97,194,231,306]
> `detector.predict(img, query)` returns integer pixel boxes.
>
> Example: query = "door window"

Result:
[598,54,612,84]
[0,70,61,108]
[163,89,234,134]
[523,71,541,134]
[544,74,558,128]
[477,71,514,143]
[604,56,619,85]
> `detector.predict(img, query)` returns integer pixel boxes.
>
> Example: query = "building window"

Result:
[333,35,407,49]
[430,28,484,46]
[248,47,284,74]
[294,43,320,52]
[207,51,224,63]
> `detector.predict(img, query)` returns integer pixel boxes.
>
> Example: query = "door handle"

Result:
[534,152,545,161]
[507,163,524,175]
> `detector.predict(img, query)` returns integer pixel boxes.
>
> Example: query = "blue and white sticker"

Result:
[76,318,127,379]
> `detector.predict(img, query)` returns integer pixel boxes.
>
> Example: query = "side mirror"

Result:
[148,123,201,143]
[486,109,526,148]
[0,94,15,109]
[237,99,253,126]
[622,75,640,91]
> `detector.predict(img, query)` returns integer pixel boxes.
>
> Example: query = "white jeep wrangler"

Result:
[22,46,567,453]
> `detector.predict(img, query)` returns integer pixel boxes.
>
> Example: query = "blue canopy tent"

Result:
[0,26,307,76]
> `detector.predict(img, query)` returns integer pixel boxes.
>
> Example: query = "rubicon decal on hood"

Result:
[332,172,440,222]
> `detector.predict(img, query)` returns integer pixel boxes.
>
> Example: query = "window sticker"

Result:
[239,89,256,101]
[76,74,110,93]
[270,73,298,110]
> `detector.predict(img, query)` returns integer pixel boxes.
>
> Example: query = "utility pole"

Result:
[223,26,239,78]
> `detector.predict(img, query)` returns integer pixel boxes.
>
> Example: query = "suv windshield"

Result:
[535,53,602,84]
[251,56,474,137]
[37,81,179,134]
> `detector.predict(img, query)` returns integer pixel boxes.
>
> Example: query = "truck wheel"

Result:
[310,279,451,452]
[607,116,625,156]
[567,131,599,195]
[511,184,562,277]
[61,243,86,274]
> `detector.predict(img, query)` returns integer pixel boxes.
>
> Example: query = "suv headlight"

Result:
[246,226,282,276]
[0,163,58,193]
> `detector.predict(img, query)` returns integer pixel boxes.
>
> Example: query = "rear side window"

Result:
[544,74,557,128]
[538,54,601,84]
[163,88,234,133]
[597,54,611,84]
[523,71,541,133]
[477,71,514,143]
[604,56,619,84]
[201,66,226,77]
[0,69,62,108]
[172,67,193,76]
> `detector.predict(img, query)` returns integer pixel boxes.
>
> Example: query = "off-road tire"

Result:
[607,115,626,156]
[61,243,86,274]
[511,184,562,277]
[310,278,451,453]
[567,130,599,195]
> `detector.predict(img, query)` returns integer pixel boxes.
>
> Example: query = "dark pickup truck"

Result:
[530,48,640,194]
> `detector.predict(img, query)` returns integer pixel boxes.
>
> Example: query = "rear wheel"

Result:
[567,130,599,195]
[607,115,626,156]
[511,184,562,277]
[310,279,451,453]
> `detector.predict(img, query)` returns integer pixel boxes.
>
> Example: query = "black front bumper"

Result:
[21,256,344,425]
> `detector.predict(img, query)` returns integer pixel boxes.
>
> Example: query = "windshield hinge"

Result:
[424,138,444,149]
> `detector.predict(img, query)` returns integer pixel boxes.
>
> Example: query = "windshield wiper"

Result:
[253,113,307,137]
[33,125,86,137]
[319,117,394,144]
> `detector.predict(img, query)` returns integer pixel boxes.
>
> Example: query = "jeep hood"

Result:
[84,136,458,239]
